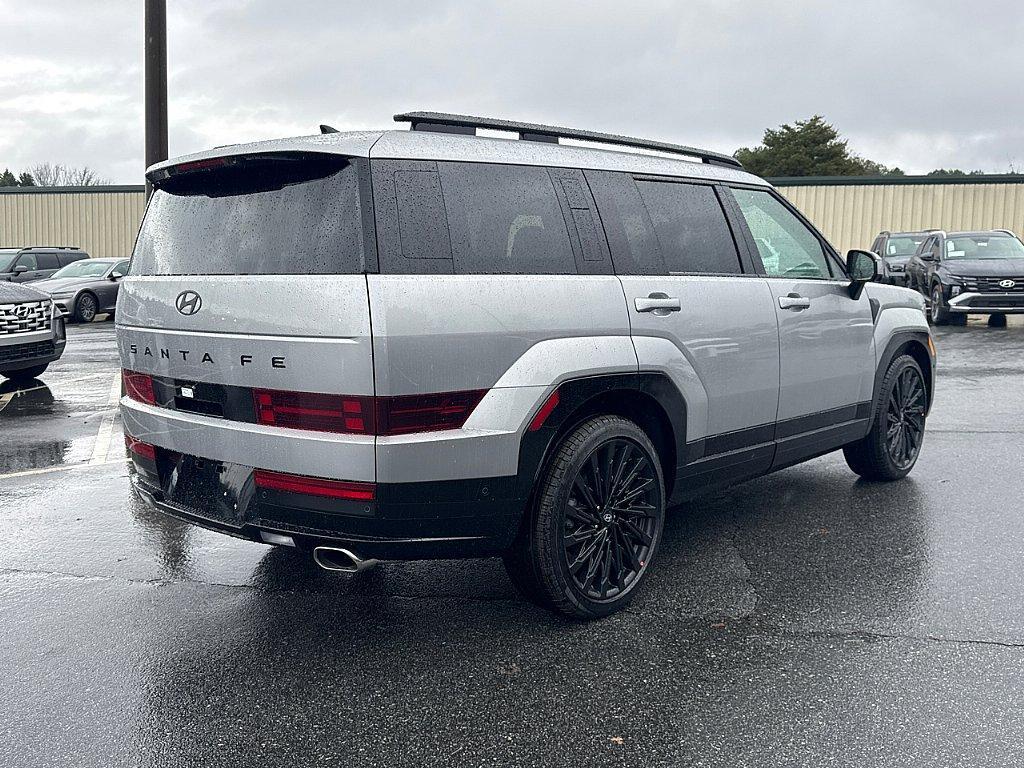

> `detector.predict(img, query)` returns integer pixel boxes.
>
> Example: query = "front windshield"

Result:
[885,236,926,257]
[946,234,1024,260]
[50,260,113,279]
[0,250,18,273]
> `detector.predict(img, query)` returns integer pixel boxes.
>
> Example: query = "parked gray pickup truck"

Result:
[0,281,67,382]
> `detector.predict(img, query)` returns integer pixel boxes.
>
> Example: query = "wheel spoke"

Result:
[573,474,601,513]
[620,518,653,547]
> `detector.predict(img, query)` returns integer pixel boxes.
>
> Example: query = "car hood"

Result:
[944,259,1024,277]
[0,281,50,303]
[31,277,88,293]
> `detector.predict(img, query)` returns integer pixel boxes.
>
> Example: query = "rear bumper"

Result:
[947,292,1024,313]
[128,447,524,560]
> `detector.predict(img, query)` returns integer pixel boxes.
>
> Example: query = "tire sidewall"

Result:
[873,355,926,478]
[76,293,97,323]
[539,418,665,618]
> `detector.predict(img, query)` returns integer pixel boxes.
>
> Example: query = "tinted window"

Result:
[586,170,665,275]
[731,188,832,278]
[394,170,452,261]
[58,252,87,266]
[112,260,130,275]
[132,155,370,275]
[15,253,37,270]
[35,253,60,270]
[439,162,575,274]
[635,181,741,274]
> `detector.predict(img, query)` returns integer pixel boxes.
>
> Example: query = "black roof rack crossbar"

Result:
[394,112,743,169]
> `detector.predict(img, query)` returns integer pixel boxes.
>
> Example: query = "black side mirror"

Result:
[110,272,124,281]
[919,251,936,262]
[13,265,29,274]
[846,249,878,299]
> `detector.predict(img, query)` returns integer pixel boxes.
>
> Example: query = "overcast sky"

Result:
[2,0,1023,182]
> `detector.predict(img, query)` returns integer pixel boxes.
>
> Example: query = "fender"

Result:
[870,330,935,421]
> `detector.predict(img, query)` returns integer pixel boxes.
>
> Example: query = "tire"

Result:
[843,354,927,481]
[929,285,951,325]
[503,415,666,619]
[73,292,98,323]
[1,363,48,382]
[989,314,1008,328]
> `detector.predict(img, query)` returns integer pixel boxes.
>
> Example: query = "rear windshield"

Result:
[131,154,371,275]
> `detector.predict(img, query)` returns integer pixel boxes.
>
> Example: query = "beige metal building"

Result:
[1,185,145,259]
[3,175,1024,260]
[776,175,1024,254]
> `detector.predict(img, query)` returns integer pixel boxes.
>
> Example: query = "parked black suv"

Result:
[869,230,937,286]
[0,246,90,283]
[906,230,1024,325]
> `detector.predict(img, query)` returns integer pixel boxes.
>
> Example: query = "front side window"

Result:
[731,188,832,279]
[439,162,576,275]
[634,181,742,274]
[15,253,38,271]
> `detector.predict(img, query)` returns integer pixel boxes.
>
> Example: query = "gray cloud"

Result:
[2,0,1022,182]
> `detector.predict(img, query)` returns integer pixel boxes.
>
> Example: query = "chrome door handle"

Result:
[635,294,681,313]
[778,294,811,310]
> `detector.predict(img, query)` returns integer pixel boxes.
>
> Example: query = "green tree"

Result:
[925,168,986,177]
[734,115,901,177]
[0,168,17,186]
[17,172,35,186]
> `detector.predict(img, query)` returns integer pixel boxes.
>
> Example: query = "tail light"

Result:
[124,434,156,460]
[122,370,156,405]
[253,390,374,434]
[252,388,486,436]
[375,390,487,436]
[253,469,375,501]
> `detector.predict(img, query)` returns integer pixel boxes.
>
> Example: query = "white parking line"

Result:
[89,372,123,465]
[0,457,128,482]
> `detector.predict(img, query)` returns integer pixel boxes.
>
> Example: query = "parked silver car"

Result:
[0,281,67,381]
[33,257,129,322]
[118,112,935,618]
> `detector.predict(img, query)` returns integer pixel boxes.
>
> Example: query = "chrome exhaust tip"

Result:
[312,546,378,574]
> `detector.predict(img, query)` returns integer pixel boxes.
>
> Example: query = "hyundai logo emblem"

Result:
[175,290,203,316]
[999,279,1016,289]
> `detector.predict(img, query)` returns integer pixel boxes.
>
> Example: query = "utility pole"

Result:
[144,0,168,199]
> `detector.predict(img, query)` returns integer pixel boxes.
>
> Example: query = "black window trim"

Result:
[725,183,849,281]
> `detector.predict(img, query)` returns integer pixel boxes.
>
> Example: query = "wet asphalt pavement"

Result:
[2,318,1024,767]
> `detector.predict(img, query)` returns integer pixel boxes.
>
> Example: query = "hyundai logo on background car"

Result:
[1000,279,1016,289]
[175,290,202,315]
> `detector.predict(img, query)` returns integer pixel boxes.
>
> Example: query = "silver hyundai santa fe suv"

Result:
[119,112,934,618]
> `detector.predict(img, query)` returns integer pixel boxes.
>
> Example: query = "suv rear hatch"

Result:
[118,152,378,483]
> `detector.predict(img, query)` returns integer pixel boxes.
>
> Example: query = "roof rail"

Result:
[394,112,744,169]
[21,245,82,251]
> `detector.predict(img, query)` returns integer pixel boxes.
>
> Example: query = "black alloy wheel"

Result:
[502,415,666,618]
[843,354,927,481]
[562,438,660,602]
[884,365,926,471]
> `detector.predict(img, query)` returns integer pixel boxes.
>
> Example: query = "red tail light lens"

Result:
[122,370,156,405]
[124,434,156,461]
[376,390,487,436]
[253,469,375,501]
[253,389,374,434]
[252,388,486,436]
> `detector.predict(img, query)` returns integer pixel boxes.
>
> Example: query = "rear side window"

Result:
[635,181,742,274]
[35,253,60,270]
[439,162,576,275]
[586,170,665,275]
[132,154,372,275]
